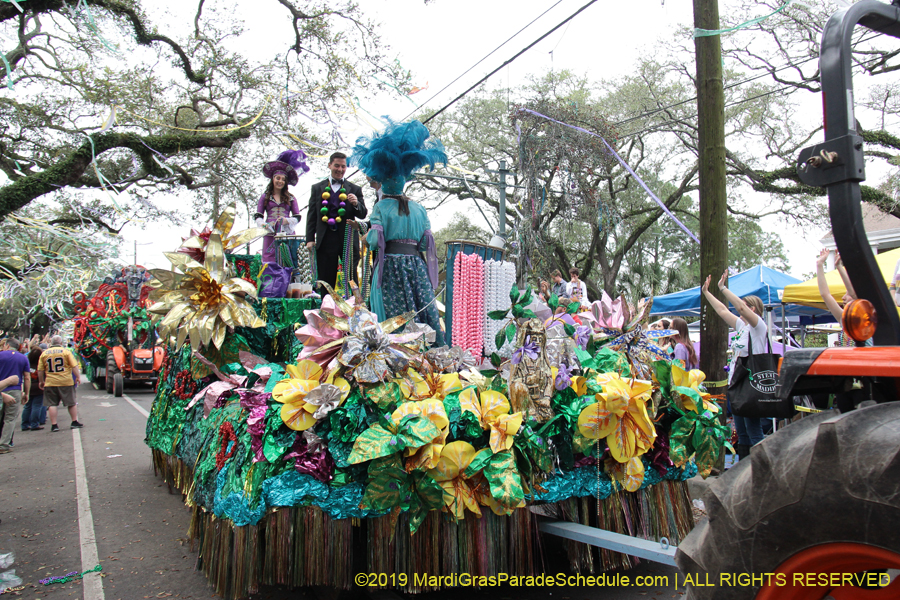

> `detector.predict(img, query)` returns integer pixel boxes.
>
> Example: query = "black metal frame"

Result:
[796,0,900,346]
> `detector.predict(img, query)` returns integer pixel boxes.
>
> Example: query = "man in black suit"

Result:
[306,152,367,293]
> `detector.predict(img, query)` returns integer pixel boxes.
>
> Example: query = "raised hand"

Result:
[816,248,830,267]
[718,271,728,290]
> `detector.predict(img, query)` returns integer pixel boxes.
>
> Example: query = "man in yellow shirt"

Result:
[38,336,82,432]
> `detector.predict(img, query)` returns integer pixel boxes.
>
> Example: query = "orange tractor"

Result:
[675,2,900,599]
[73,265,165,397]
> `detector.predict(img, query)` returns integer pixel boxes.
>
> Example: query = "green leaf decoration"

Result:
[488,309,509,320]
[484,451,525,508]
[653,360,673,399]
[511,304,524,318]
[518,285,533,306]
[563,323,576,337]
[567,301,581,314]
[548,293,559,311]
[509,283,520,305]
[359,455,410,512]
[495,327,507,350]
[505,321,517,343]
[399,415,441,450]
[368,382,404,410]
[347,423,400,464]
[490,352,502,368]
[464,448,493,478]
[522,309,538,319]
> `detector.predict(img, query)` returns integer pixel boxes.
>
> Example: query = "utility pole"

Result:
[694,0,729,392]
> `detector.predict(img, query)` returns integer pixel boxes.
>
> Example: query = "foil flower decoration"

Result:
[176,203,268,263]
[427,440,487,519]
[510,336,539,365]
[188,350,273,417]
[394,399,450,471]
[347,401,442,464]
[339,309,421,383]
[671,364,718,414]
[458,388,523,453]
[576,373,656,463]
[148,233,264,350]
[396,368,463,402]
[294,293,357,372]
[605,455,645,492]
[272,360,351,430]
[574,325,592,350]
[554,363,573,391]
[424,345,478,373]
[669,388,732,478]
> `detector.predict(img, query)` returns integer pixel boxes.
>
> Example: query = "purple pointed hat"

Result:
[262,149,310,186]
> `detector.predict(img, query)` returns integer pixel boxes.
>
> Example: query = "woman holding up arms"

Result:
[701,272,768,460]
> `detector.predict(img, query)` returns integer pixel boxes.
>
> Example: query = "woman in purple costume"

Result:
[256,150,310,263]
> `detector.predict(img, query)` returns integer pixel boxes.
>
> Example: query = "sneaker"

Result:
[70,421,83,429]
[32,426,44,430]
[51,424,60,432]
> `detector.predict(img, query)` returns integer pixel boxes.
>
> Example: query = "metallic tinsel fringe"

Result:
[152,451,690,599]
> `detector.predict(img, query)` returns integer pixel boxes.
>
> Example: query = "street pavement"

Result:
[0,380,687,600]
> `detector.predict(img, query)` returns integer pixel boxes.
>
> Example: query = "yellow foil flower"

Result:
[148,232,264,351]
[396,369,463,401]
[427,441,487,520]
[458,388,523,453]
[392,399,450,471]
[671,364,718,414]
[272,360,350,431]
[577,373,657,463]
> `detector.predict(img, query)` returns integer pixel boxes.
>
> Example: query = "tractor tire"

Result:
[676,403,900,600]
[113,373,124,398]
[105,352,116,394]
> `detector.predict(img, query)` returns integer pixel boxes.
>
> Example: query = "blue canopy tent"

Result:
[649,265,833,323]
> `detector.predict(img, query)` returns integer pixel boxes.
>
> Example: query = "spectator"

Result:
[0,338,32,453]
[671,317,698,369]
[21,346,46,431]
[701,272,767,460]
[38,335,83,432]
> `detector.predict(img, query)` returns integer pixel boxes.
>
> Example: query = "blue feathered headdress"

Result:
[263,149,310,186]
[350,119,447,195]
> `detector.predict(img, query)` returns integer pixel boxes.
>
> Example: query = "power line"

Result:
[614,31,884,130]
[402,0,566,121]
[422,0,600,125]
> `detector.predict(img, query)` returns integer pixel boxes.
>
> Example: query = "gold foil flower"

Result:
[396,369,463,401]
[458,388,523,454]
[177,203,269,263]
[148,233,264,350]
[577,374,656,463]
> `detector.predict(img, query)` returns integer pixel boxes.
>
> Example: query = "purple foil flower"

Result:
[284,431,335,483]
[511,335,539,365]
[574,325,591,350]
[555,363,572,391]
[237,390,269,463]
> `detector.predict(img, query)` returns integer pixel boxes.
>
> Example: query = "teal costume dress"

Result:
[365,196,444,347]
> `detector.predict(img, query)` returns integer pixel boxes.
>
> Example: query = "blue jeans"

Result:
[733,414,765,446]
[21,395,45,429]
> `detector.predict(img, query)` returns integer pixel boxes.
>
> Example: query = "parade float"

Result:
[72,265,164,395]
[142,203,728,600]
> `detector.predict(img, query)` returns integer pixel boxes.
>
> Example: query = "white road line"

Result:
[72,428,105,600]
[122,393,149,418]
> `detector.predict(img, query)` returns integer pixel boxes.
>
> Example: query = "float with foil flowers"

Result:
[143,232,721,600]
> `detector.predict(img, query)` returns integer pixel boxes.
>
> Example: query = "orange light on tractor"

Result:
[842,299,878,343]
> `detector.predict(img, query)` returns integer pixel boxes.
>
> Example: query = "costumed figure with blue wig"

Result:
[256,150,310,264]
[351,120,446,347]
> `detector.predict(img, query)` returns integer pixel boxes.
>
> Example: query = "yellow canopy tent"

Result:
[782,247,900,309]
